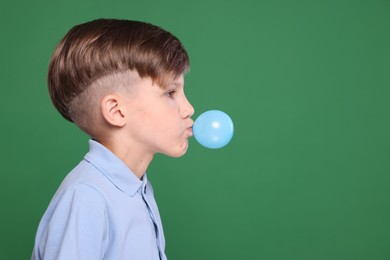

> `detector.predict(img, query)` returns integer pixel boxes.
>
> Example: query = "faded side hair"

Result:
[48,18,190,123]
[68,70,139,137]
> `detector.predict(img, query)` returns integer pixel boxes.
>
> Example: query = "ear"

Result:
[100,94,127,127]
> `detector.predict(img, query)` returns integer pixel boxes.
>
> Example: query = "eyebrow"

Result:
[172,81,184,88]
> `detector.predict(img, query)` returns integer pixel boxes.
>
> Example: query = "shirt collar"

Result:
[84,139,147,197]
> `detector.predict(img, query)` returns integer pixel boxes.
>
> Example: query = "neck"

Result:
[99,138,154,179]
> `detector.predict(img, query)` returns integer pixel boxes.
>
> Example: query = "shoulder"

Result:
[49,182,108,222]
[62,182,107,205]
[54,159,114,201]
[46,159,111,218]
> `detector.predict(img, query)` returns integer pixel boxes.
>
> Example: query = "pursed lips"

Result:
[186,121,194,137]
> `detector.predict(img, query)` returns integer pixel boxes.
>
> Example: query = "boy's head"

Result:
[48,18,190,137]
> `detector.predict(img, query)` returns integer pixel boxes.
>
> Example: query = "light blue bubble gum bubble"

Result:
[193,110,234,149]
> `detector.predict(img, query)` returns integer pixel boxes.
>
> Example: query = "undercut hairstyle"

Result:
[67,70,140,136]
[47,18,190,128]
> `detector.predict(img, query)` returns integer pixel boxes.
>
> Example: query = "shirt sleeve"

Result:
[38,183,108,260]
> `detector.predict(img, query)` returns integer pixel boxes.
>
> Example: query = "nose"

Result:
[180,96,195,119]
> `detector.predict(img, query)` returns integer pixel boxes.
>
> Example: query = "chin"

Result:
[164,142,189,158]
[168,149,188,158]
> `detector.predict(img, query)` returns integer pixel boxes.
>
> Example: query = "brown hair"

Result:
[48,18,190,123]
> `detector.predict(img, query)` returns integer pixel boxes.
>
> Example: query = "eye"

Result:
[165,89,177,98]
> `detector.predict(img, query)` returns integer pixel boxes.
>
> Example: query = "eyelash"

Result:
[166,90,176,98]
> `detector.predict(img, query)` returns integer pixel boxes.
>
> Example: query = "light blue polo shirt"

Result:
[32,140,167,260]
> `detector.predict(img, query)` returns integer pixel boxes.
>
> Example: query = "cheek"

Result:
[134,101,181,136]
[141,111,174,135]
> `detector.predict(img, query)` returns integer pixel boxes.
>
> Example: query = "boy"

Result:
[32,18,194,260]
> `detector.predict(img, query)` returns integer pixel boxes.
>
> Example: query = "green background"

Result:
[1,0,389,259]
